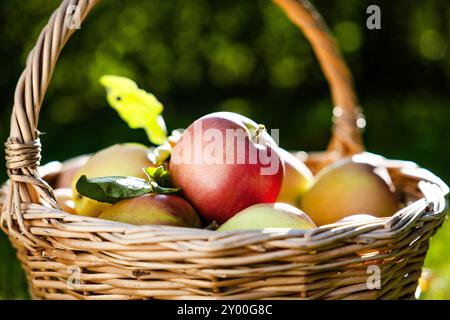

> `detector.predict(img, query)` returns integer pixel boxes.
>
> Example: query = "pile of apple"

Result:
[53,112,399,231]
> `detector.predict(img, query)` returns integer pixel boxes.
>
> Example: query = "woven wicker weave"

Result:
[1,0,448,300]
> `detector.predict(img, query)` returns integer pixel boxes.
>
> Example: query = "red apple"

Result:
[170,112,284,224]
[99,194,201,228]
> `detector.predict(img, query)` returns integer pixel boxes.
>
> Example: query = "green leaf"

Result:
[99,75,168,146]
[99,75,138,91]
[76,175,181,203]
[151,182,181,195]
[76,175,153,204]
[144,165,172,187]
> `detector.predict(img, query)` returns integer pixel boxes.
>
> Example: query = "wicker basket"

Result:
[1,0,449,300]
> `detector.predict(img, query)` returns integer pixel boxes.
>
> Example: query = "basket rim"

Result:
[0,155,449,245]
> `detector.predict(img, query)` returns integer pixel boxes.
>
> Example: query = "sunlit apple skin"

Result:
[169,112,284,224]
[300,158,399,226]
[71,143,155,217]
[277,149,313,207]
[218,203,316,231]
[99,194,201,228]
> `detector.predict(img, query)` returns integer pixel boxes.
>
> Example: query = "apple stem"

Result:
[204,221,219,230]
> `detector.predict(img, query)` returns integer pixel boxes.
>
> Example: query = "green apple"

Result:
[217,203,316,231]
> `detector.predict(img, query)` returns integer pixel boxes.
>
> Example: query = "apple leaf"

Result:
[99,75,168,146]
[150,181,181,195]
[144,165,172,188]
[76,175,152,203]
[75,175,180,204]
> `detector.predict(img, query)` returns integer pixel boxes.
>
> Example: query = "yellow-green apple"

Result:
[218,202,316,231]
[300,157,399,226]
[99,194,201,227]
[277,149,313,207]
[170,112,284,224]
[71,143,154,217]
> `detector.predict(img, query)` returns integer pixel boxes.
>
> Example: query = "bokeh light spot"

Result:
[419,30,446,61]
[334,21,362,53]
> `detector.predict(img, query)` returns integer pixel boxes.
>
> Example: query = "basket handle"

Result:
[274,0,364,159]
[2,0,363,234]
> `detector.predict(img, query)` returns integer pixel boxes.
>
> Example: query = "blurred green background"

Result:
[0,0,449,299]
